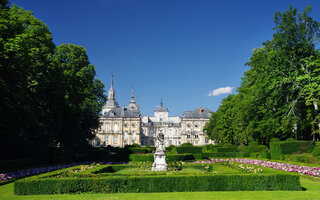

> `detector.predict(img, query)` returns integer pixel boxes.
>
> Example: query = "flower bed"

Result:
[0,162,125,183]
[190,158,320,177]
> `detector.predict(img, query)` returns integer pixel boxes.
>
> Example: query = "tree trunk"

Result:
[314,102,320,141]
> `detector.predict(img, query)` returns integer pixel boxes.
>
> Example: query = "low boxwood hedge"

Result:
[14,173,300,195]
[129,154,196,162]
[172,147,203,154]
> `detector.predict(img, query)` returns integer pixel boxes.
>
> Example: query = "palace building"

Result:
[91,76,214,147]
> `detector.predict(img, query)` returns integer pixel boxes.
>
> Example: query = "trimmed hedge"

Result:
[284,153,317,164]
[270,140,314,160]
[129,154,154,162]
[172,147,203,154]
[214,147,238,153]
[129,154,196,162]
[15,174,300,195]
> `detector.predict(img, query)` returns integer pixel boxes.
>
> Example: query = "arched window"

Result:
[169,129,173,137]
[169,140,172,145]
[195,133,199,139]
[132,132,136,139]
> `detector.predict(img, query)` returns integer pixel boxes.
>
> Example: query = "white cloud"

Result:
[208,86,234,96]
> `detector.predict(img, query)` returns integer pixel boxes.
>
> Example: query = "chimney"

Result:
[199,106,202,113]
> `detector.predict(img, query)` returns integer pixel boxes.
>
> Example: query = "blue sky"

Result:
[10,0,320,116]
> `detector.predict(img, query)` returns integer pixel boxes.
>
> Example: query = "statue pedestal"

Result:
[152,152,168,171]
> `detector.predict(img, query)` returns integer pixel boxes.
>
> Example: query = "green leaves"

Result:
[0,4,106,158]
[206,6,320,145]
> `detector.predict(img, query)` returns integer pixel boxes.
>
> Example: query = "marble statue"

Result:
[152,132,168,171]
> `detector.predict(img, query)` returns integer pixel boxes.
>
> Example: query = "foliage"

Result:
[0,3,106,158]
[284,153,317,164]
[172,147,202,154]
[241,143,268,154]
[270,140,314,159]
[129,153,196,163]
[14,174,300,194]
[312,146,320,157]
[180,143,193,147]
[204,6,320,144]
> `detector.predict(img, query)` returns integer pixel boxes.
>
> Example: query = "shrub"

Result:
[192,153,203,160]
[128,147,151,154]
[223,143,238,148]
[286,138,296,142]
[14,174,300,194]
[202,144,214,152]
[129,154,154,162]
[172,147,202,154]
[166,154,195,162]
[202,152,238,158]
[312,146,320,157]
[242,143,268,154]
[165,145,175,152]
[270,138,281,142]
[214,147,238,153]
[270,140,314,160]
[180,143,193,147]
[129,153,196,162]
[284,154,317,164]
[260,149,271,159]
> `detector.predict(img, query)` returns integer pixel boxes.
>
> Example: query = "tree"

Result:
[0,4,55,153]
[49,44,106,147]
[0,3,106,158]
[205,6,320,144]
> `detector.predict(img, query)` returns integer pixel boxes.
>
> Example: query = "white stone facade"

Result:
[91,76,214,148]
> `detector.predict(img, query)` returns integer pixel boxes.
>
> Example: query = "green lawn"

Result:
[1,176,320,200]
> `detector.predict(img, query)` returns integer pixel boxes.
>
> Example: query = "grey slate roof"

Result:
[182,108,212,118]
[154,105,169,112]
[103,99,120,108]
[102,107,140,118]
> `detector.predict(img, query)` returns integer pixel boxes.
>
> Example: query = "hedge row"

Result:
[172,147,203,154]
[14,174,300,195]
[284,153,317,164]
[129,154,196,162]
[270,140,314,160]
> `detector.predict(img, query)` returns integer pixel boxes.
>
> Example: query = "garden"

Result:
[2,140,320,199]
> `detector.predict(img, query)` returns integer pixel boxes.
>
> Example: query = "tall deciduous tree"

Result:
[205,6,320,144]
[0,2,106,158]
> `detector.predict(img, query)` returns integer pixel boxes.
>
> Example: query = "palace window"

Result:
[113,136,118,144]
[187,123,191,128]
[187,134,191,139]
[124,123,128,128]
[169,129,173,137]
[195,133,199,139]
[205,138,209,144]
[131,123,136,128]
[124,132,128,139]
[169,140,172,146]
[105,123,109,132]
[132,132,136,139]
[150,129,154,136]
[105,136,108,143]
[114,124,119,133]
